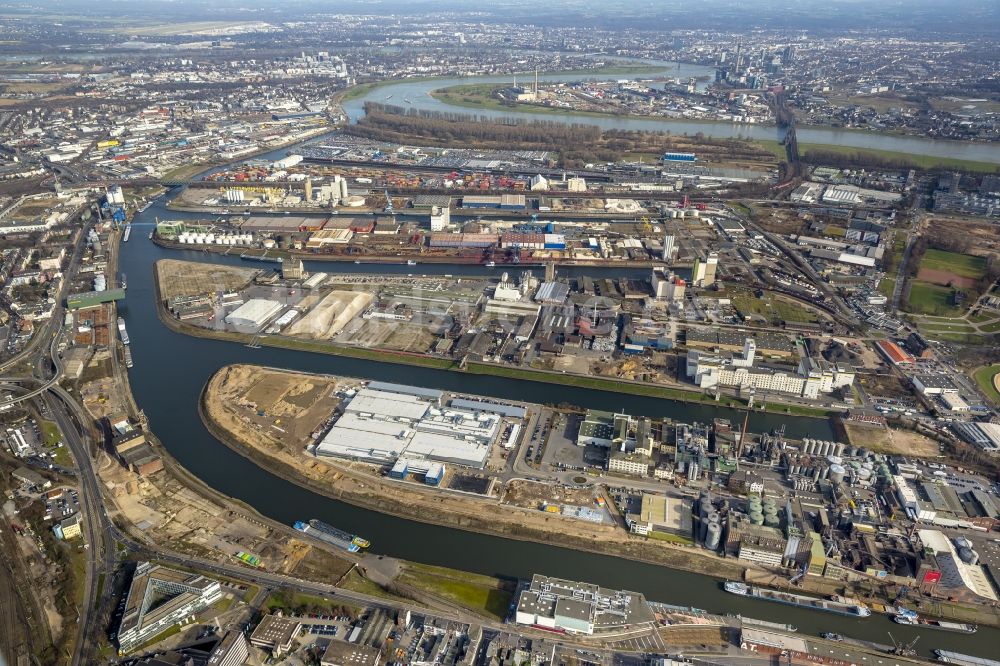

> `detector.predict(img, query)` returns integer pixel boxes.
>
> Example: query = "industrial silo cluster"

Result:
[177,231,253,245]
[695,490,724,551]
[955,537,981,565]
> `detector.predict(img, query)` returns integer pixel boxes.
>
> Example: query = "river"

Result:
[339,63,1000,165]
[118,195,1000,658]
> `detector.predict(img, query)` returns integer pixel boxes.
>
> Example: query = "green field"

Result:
[878,276,897,298]
[398,563,513,620]
[906,281,965,316]
[920,248,987,280]
[728,291,819,324]
[973,365,1000,405]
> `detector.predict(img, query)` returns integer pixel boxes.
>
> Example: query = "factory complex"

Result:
[313,381,525,470]
[514,574,655,635]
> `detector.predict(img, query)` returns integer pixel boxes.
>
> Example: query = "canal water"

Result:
[119,207,1000,658]
[339,63,1000,165]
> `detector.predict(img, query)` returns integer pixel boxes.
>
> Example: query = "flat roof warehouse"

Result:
[314,382,519,469]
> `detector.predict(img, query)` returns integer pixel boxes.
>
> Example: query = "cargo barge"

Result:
[294,519,369,553]
[117,317,130,345]
[123,346,133,368]
[728,614,798,632]
[935,650,1000,666]
[123,224,131,242]
[723,581,871,617]
[893,608,976,633]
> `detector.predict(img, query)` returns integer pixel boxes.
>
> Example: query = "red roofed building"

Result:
[875,340,914,366]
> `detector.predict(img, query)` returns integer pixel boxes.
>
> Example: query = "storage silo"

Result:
[706,520,722,550]
[835,442,845,456]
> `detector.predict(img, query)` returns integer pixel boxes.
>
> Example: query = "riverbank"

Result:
[151,261,837,419]
[430,84,999,173]
[199,362,753,579]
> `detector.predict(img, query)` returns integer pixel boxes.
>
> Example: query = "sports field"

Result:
[919,249,986,280]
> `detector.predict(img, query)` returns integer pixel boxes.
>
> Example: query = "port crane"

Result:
[887,632,918,657]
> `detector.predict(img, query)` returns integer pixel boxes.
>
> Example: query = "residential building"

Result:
[207,631,250,666]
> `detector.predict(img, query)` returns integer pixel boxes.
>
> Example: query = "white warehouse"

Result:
[224,298,283,331]
[315,383,504,468]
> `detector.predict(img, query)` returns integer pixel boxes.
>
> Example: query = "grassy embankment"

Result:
[755,139,1000,174]
[396,563,513,620]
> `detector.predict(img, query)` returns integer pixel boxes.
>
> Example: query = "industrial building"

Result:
[66,288,126,310]
[314,383,511,469]
[117,562,223,653]
[224,298,283,330]
[514,574,654,635]
[250,615,302,657]
[626,494,693,539]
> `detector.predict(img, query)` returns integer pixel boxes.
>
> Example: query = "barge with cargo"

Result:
[117,317,130,345]
[723,581,871,617]
[894,607,977,633]
[123,223,131,242]
[294,519,370,553]
[935,650,1000,666]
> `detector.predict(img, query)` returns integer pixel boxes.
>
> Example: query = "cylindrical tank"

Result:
[835,443,845,456]
[749,510,764,526]
[857,468,873,483]
[699,517,710,542]
[829,464,846,484]
[955,537,973,550]
[706,521,722,550]
[813,467,821,481]
[958,547,978,565]
[764,513,780,527]
[827,455,842,466]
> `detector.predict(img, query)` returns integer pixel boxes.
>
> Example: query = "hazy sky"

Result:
[7,0,1000,36]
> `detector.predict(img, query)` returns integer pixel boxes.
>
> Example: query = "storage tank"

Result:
[749,510,764,526]
[827,455,842,466]
[958,547,978,565]
[955,537,974,550]
[699,516,710,542]
[829,464,846,484]
[835,442,845,456]
[706,520,722,550]
[764,512,781,528]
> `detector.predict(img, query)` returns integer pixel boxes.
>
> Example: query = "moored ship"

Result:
[893,608,976,633]
[294,519,369,553]
[723,581,870,617]
[117,317,130,345]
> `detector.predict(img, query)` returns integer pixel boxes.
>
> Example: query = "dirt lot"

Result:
[928,218,1000,258]
[917,267,977,289]
[212,364,341,450]
[99,447,350,576]
[155,259,259,301]
[285,290,372,339]
[502,479,598,510]
[844,422,939,457]
[859,373,913,400]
